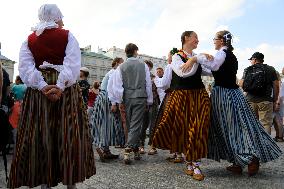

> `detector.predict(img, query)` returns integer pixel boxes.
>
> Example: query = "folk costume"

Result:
[8,4,95,188]
[151,50,211,180]
[195,45,282,174]
[89,68,124,161]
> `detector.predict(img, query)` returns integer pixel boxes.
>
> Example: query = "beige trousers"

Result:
[248,101,273,134]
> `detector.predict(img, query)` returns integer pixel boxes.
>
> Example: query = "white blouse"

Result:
[171,51,212,78]
[107,57,153,105]
[195,46,227,72]
[18,32,81,91]
[157,64,173,90]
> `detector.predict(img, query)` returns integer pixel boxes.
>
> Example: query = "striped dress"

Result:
[208,86,282,166]
[89,70,125,148]
[152,52,211,161]
[203,48,282,166]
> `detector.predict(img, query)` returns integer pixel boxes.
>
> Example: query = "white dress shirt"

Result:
[19,32,81,91]
[107,57,153,105]
[154,76,166,103]
[157,64,172,90]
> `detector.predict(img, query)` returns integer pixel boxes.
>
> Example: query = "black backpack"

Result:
[243,64,268,95]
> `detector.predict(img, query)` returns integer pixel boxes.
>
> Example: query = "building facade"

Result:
[104,46,167,74]
[81,46,113,84]
[0,44,15,82]
[82,45,215,89]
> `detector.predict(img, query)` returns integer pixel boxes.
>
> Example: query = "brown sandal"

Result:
[192,166,205,181]
[148,148,157,155]
[184,162,194,176]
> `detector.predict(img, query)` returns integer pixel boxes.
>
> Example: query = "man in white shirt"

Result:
[154,67,166,104]
[108,43,153,164]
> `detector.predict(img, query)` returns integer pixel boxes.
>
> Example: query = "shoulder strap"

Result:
[177,54,187,63]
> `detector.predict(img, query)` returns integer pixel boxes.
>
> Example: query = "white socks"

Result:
[187,161,202,174]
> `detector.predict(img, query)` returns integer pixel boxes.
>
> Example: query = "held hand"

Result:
[181,57,197,73]
[202,53,214,61]
[181,62,193,73]
[111,104,117,112]
[119,103,125,112]
[41,85,57,95]
[45,86,63,102]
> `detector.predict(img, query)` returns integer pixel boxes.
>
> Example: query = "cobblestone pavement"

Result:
[1,137,284,189]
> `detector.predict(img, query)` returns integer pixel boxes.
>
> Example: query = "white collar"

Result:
[182,50,196,57]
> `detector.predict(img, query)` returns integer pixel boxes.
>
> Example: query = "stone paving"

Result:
[1,138,284,189]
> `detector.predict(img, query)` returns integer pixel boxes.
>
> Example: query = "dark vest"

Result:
[28,28,69,69]
[170,54,205,90]
[211,49,239,89]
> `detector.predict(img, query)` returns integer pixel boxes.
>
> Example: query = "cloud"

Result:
[235,44,284,78]
[6,0,280,81]
[0,0,246,60]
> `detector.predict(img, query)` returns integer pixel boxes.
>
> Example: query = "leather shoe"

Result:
[248,157,259,176]
[226,164,242,174]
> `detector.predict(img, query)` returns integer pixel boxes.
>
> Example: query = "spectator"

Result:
[78,67,90,106]
[273,69,284,142]
[240,52,280,135]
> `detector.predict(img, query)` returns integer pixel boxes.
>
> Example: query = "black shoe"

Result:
[105,152,119,159]
[274,137,284,142]
[96,148,106,162]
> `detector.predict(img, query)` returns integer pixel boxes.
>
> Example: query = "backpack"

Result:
[243,64,267,95]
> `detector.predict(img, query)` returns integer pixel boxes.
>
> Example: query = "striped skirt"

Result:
[8,70,96,188]
[208,86,282,166]
[149,90,172,146]
[90,90,125,147]
[152,89,210,161]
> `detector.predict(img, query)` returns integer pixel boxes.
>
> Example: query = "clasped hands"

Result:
[180,53,214,73]
[41,85,63,102]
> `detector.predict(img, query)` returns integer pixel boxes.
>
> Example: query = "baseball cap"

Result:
[248,52,264,61]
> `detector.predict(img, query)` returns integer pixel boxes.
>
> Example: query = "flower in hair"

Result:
[223,32,232,41]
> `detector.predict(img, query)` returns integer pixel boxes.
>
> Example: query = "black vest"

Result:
[170,54,205,90]
[212,50,239,89]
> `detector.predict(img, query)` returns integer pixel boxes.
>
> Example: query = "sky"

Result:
[0,0,283,79]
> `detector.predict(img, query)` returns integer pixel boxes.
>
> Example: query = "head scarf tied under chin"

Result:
[31,4,63,36]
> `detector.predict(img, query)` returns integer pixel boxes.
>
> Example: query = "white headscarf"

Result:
[31,4,63,36]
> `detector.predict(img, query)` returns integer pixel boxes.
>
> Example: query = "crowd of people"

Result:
[0,3,283,189]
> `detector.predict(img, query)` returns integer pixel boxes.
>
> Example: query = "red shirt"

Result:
[88,90,98,107]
